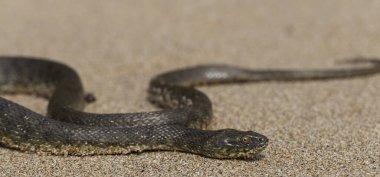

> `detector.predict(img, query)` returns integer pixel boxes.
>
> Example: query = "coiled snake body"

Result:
[0,56,379,159]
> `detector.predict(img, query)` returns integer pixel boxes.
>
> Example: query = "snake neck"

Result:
[138,125,217,156]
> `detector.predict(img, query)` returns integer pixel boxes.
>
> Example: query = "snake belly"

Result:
[0,56,379,159]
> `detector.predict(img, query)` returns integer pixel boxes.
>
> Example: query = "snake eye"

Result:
[241,136,250,143]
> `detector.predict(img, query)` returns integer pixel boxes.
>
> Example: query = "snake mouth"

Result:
[236,142,268,159]
[214,144,268,159]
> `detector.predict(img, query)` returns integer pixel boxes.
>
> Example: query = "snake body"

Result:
[0,56,379,159]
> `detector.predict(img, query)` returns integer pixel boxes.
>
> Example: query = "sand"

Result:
[0,0,379,176]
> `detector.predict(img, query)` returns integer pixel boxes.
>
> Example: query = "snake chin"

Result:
[200,129,268,159]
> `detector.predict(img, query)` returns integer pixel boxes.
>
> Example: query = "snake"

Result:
[0,56,380,159]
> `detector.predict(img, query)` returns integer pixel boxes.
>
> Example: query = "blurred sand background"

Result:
[0,0,379,176]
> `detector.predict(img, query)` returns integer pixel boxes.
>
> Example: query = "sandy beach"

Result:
[0,1,379,176]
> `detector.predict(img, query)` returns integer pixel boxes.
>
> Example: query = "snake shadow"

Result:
[133,150,267,162]
[0,145,266,162]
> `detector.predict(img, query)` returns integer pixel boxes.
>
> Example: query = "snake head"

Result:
[201,129,268,159]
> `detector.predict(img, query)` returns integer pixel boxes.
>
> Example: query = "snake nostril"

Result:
[257,137,266,144]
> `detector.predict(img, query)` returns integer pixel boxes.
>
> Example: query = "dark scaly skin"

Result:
[0,56,379,159]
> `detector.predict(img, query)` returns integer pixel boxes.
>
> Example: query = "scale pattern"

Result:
[0,56,379,158]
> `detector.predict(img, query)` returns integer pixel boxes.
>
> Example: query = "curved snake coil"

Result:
[0,56,379,159]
